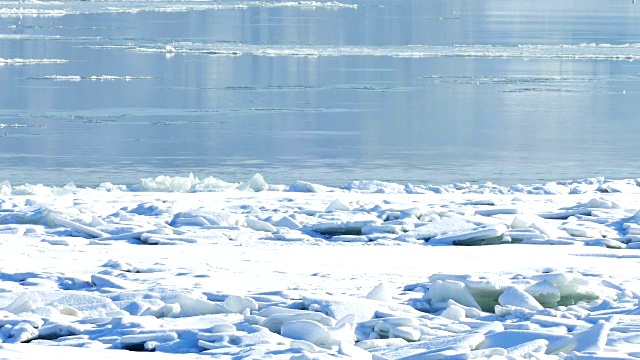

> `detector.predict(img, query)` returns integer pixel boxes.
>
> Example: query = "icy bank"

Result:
[0,174,640,359]
[1,174,640,248]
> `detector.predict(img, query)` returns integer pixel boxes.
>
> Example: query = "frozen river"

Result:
[3,3,640,359]
[1,0,639,187]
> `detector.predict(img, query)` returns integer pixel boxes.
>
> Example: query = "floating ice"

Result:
[33,75,155,81]
[104,42,640,61]
[0,0,357,18]
[0,58,69,65]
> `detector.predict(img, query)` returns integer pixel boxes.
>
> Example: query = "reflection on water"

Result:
[0,0,639,187]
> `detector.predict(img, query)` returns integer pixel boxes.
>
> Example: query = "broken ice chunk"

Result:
[237,173,269,192]
[428,224,507,246]
[525,280,561,308]
[571,319,613,352]
[90,274,142,291]
[397,217,476,242]
[244,217,276,232]
[260,310,336,334]
[223,295,258,314]
[119,331,179,349]
[280,320,330,346]
[170,209,244,227]
[7,322,39,343]
[428,280,481,311]
[366,283,393,302]
[308,219,381,236]
[329,235,369,242]
[369,331,485,359]
[326,199,351,211]
[479,330,575,354]
[498,286,543,312]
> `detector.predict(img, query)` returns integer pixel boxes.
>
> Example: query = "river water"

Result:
[1,0,639,187]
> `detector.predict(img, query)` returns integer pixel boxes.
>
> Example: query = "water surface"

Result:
[1,0,639,187]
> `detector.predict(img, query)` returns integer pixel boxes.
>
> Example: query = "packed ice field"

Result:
[0,174,639,359]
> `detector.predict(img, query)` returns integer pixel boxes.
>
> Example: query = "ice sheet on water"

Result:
[0,58,69,65]
[111,42,640,61]
[30,75,155,82]
[0,0,357,18]
[0,34,62,40]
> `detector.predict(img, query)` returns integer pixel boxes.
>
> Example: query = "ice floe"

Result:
[30,75,155,81]
[0,0,357,17]
[107,42,640,61]
[0,58,69,65]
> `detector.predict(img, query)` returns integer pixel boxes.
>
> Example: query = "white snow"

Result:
[1,174,640,359]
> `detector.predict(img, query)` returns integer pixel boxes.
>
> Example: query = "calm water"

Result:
[1,0,640,187]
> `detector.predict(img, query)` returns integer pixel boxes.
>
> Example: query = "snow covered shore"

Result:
[1,174,640,359]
